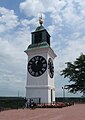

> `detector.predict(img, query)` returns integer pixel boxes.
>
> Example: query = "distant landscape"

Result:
[0,96,85,110]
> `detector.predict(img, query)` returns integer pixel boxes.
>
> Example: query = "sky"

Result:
[0,0,85,97]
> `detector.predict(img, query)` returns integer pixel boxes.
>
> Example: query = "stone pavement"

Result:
[0,104,85,120]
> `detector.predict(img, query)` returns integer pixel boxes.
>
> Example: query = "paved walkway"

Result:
[0,104,85,120]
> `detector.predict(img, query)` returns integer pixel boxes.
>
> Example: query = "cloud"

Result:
[54,35,85,77]
[20,0,44,17]
[0,0,85,97]
[54,36,85,96]
[19,0,85,96]
[0,36,27,96]
[0,7,32,96]
[0,7,19,32]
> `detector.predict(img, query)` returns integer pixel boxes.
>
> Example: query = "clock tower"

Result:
[25,17,56,104]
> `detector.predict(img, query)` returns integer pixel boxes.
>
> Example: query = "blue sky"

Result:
[0,0,85,97]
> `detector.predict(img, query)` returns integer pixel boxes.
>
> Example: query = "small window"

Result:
[47,34,50,45]
[35,32,42,43]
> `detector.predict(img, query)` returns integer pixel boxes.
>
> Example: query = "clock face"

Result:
[48,58,54,78]
[28,56,47,77]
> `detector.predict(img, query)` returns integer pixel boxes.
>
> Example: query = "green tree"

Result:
[61,54,85,94]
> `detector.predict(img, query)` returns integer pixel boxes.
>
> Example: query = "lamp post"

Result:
[17,90,19,109]
[62,86,66,103]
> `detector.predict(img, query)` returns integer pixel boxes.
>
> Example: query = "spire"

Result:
[39,14,43,26]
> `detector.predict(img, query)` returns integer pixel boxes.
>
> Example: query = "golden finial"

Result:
[39,14,43,26]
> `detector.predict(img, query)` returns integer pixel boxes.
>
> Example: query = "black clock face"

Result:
[48,58,54,78]
[28,56,47,77]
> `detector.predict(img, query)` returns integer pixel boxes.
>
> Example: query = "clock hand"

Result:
[35,60,38,65]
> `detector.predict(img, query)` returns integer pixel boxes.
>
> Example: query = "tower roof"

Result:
[26,16,50,48]
[35,25,45,31]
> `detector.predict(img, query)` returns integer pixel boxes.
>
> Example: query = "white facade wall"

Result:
[25,47,56,103]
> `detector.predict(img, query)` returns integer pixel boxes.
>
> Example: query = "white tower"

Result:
[25,18,56,104]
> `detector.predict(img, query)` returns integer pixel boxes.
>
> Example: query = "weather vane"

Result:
[39,14,44,26]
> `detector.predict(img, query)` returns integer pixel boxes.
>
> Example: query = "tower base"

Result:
[26,86,55,104]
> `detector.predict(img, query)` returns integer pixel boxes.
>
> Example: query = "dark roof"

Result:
[35,25,45,31]
[27,42,49,50]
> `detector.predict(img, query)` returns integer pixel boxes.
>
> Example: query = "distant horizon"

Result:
[0,96,83,98]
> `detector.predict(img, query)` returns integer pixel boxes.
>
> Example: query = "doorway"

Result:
[51,89,53,102]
